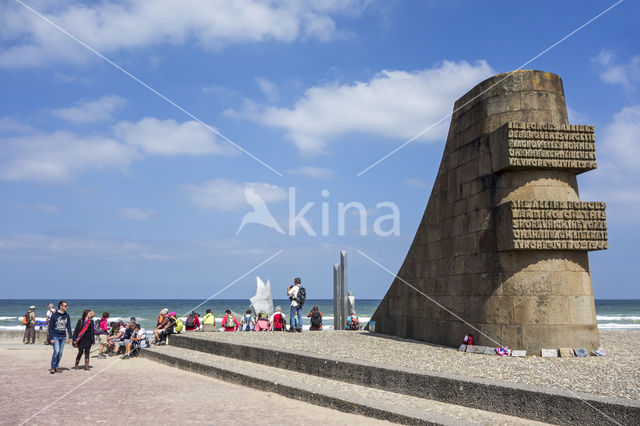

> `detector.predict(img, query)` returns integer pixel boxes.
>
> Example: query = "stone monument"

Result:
[250,276,274,315]
[370,70,607,353]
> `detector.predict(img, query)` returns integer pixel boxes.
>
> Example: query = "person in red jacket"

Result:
[222,309,238,331]
[185,311,201,331]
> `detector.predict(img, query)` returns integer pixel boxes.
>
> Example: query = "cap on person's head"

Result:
[29,305,35,310]
[161,308,168,315]
[169,312,176,317]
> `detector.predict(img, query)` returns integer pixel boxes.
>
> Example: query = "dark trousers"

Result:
[76,346,90,362]
[23,324,35,343]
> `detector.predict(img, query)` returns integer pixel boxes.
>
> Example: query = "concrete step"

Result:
[144,344,547,425]
[165,334,640,426]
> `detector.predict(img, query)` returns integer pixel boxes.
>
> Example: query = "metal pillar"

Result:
[333,263,341,331]
[340,250,348,329]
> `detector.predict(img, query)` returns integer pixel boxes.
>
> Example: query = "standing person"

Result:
[287,277,305,332]
[307,305,323,331]
[45,304,55,345]
[270,306,286,331]
[72,310,95,370]
[201,309,216,332]
[222,310,239,332]
[95,312,110,359]
[48,301,73,374]
[23,305,36,344]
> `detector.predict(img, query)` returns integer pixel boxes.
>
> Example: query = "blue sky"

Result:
[1,0,638,299]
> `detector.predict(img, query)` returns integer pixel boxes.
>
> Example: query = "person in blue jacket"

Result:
[48,301,73,374]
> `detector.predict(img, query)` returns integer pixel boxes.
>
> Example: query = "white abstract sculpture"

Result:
[250,276,274,315]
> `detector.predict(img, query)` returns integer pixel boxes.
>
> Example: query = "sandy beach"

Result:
[182,329,640,400]
[0,345,391,426]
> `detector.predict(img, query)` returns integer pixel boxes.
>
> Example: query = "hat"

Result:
[29,305,35,310]
[169,312,176,317]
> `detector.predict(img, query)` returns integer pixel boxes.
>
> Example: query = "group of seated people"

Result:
[220,305,334,332]
[143,305,361,346]
[96,316,150,359]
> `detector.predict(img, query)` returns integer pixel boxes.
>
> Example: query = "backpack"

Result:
[349,316,360,330]
[242,315,253,331]
[295,286,306,306]
[174,318,184,333]
[310,311,322,328]
[94,318,105,335]
[22,312,28,325]
[186,313,195,328]
[273,313,285,330]
[224,315,235,329]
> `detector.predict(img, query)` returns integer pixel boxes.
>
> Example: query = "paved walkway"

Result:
[0,346,391,425]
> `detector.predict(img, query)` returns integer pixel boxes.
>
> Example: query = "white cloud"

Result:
[256,76,279,102]
[117,208,156,221]
[0,114,237,182]
[0,233,171,260]
[404,178,430,189]
[288,166,333,178]
[0,0,370,68]
[184,178,286,210]
[567,106,590,124]
[599,105,640,171]
[0,117,36,134]
[593,50,640,91]
[0,130,138,183]
[114,117,234,156]
[16,203,60,214]
[581,104,640,223]
[51,95,126,123]
[227,60,494,155]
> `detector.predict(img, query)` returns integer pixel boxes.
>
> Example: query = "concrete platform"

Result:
[144,344,544,425]
[155,333,640,425]
[0,346,390,425]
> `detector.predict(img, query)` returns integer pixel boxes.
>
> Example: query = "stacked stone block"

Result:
[371,70,606,352]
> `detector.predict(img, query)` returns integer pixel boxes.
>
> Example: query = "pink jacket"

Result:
[254,318,271,331]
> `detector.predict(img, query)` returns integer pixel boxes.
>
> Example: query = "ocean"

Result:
[1,299,638,332]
